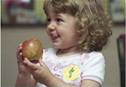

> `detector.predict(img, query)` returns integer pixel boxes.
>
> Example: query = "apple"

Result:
[22,38,43,62]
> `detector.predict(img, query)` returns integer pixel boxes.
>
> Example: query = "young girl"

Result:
[15,0,112,87]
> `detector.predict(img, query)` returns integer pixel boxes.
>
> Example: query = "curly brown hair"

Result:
[43,0,112,52]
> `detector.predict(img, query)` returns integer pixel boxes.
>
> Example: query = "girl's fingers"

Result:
[38,58,49,70]
[17,53,24,63]
[16,43,23,63]
[38,57,43,66]
[16,43,22,57]
[23,58,40,71]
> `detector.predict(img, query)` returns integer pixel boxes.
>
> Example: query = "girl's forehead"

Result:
[46,8,69,17]
[47,12,70,19]
[45,4,74,17]
[46,11,61,17]
[46,7,63,15]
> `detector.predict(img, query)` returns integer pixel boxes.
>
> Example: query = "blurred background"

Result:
[1,0,125,87]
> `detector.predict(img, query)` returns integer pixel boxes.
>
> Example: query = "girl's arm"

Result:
[81,80,101,87]
[43,74,100,87]
[15,73,36,87]
[41,74,76,87]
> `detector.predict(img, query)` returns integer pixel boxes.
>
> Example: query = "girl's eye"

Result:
[56,18,63,23]
[47,18,51,23]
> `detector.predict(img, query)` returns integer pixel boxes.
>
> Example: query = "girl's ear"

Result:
[77,28,88,37]
[77,28,89,45]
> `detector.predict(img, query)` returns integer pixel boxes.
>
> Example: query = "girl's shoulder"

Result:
[80,51,105,63]
[80,52,105,85]
[42,48,57,60]
[43,48,57,54]
[82,51,103,57]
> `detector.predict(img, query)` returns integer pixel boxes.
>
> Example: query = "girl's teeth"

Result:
[51,34,60,41]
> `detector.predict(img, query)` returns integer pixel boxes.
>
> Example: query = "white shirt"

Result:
[37,48,105,87]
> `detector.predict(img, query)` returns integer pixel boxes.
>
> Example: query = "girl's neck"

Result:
[56,46,80,56]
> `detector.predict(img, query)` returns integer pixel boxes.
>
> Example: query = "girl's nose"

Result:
[47,22,56,31]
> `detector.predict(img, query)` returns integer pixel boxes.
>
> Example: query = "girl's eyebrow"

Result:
[56,14,62,17]
[56,14,66,19]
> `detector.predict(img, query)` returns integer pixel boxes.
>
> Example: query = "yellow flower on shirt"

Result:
[63,64,81,81]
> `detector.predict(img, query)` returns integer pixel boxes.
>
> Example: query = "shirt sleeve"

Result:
[36,82,47,87]
[81,52,105,85]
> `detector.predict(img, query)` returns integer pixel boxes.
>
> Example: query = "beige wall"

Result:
[1,25,125,87]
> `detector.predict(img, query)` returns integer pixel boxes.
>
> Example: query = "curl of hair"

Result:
[77,0,112,52]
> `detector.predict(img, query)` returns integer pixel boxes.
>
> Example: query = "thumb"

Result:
[23,58,40,70]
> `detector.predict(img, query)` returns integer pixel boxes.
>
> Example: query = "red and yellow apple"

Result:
[22,38,43,62]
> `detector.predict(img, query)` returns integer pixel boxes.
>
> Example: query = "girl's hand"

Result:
[23,58,53,85]
[16,43,37,87]
[16,43,31,76]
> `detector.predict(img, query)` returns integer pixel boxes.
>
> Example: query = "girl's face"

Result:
[46,9,80,51]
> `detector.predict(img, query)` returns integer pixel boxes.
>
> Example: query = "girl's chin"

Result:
[53,46,62,49]
[53,43,67,50]
[52,42,61,48]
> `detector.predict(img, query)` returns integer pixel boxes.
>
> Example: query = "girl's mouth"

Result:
[50,32,61,42]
